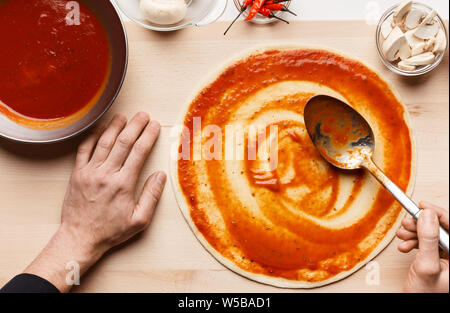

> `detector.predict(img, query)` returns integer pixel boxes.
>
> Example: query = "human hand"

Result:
[397,201,449,293]
[24,112,166,292]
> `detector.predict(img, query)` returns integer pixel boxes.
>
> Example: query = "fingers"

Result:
[75,124,105,168]
[397,217,419,253]
[413,209,442,278]
[419,201,449,231]
[398,239,418,253]
[397,217,419,252]
[396,204,447,256]
[104,112,150,171]
[397,228,418,241]
[90,114,127,166]
[121,120,161,182]
[402,217,417,232]
[132,171,167,230]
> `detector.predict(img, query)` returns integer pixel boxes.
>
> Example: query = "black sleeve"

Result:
[0,273,60,293]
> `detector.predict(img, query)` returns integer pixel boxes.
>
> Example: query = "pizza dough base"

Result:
[170,44,417,288]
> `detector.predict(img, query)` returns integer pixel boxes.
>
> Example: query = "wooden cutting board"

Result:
[0,21,448,293]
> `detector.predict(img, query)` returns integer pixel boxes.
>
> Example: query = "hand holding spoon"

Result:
[304,95,449,253]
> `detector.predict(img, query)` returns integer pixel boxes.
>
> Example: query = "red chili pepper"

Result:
[259,7,290,23]
[263,3,284,10]
[263,3,297,16]
[259,7,272,17]
[243,0,253,6]
[245,0,266,21]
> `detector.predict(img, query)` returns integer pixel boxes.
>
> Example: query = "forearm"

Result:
[23,226,102,293]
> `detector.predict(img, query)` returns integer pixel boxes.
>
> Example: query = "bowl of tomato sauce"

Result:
[0,0,128,143]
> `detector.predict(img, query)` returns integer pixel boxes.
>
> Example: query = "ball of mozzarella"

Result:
[140,0,187,25]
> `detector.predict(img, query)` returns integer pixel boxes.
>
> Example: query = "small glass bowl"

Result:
[376,2,448,76]
[113,0,227,31]
[232,0,292,24]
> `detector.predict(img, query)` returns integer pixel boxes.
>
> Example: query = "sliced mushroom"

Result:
[382,26,407,61]
[432,28,447,54]
[424,37,436,51]
[398,42,412,60]
[414,21,439,40]
[404,9,426,29]
[421,10,437,25]
[405,29,423,48]
[393,0,412,25]
[398,60,416,71]
[404,52,435,66]
[411,42,426,56]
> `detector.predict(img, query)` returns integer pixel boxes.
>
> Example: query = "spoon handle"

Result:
[363,158,449,253]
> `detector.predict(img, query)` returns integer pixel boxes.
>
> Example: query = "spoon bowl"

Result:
[304,95,374,170]
[303,94,449,253]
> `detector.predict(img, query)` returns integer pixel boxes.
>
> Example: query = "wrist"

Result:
[56,224,105,266]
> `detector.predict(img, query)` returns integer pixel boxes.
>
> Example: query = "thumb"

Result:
[132,171,167,230]
[414,209,441,278]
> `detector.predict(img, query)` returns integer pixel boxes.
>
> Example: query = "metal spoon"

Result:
[304,95,449,253]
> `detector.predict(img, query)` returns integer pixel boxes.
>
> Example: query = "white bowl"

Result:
[113,0,227,31]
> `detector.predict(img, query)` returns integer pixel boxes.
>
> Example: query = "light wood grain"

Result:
[0,21,448,293]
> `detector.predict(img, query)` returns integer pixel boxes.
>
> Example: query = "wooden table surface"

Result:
[0,21,448,293]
